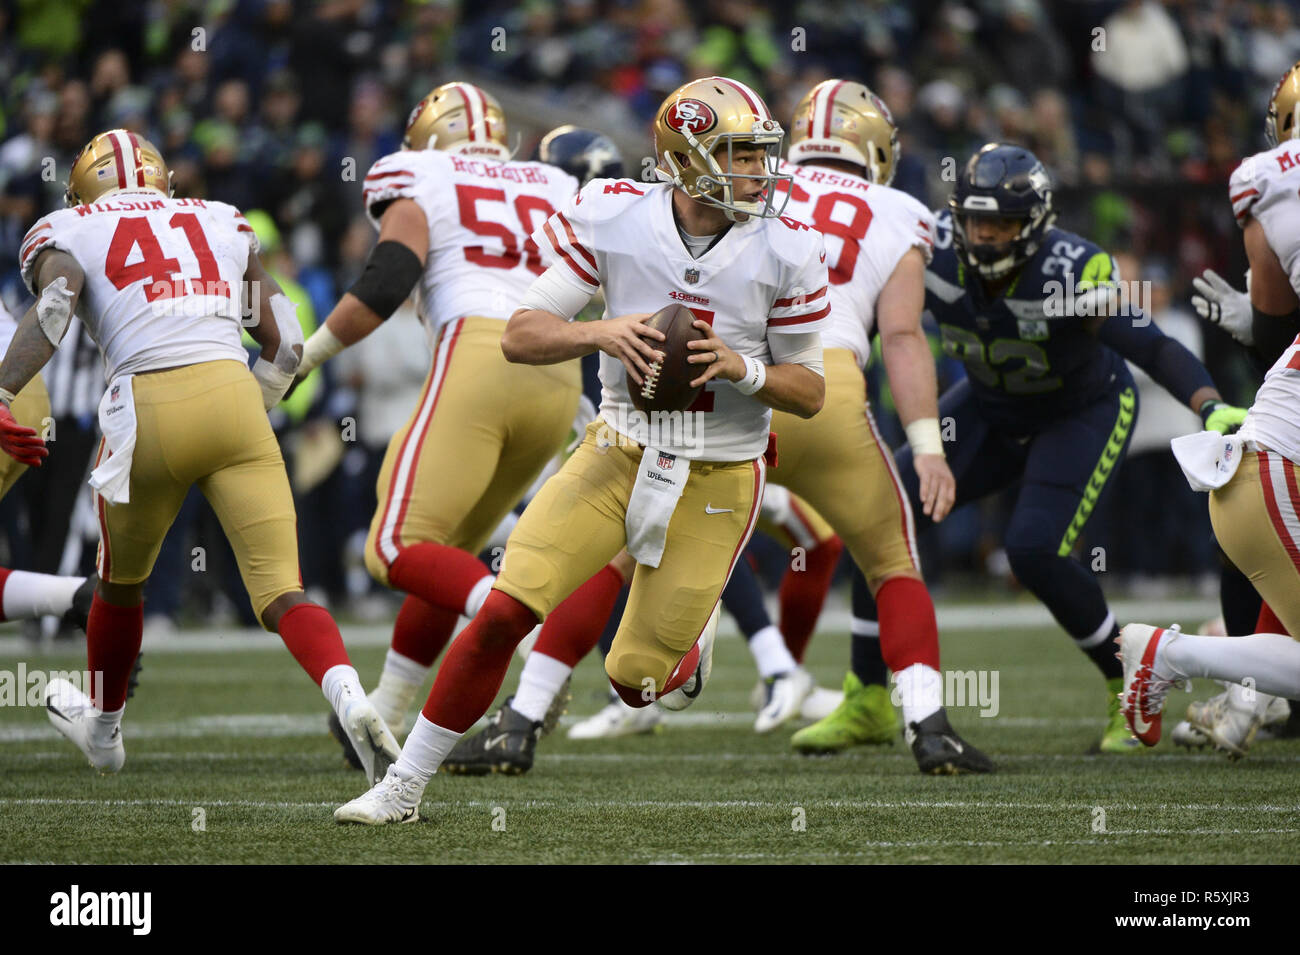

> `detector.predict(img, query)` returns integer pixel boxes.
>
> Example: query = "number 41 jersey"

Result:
[926,209,1128,435]
[362,149,579,344]
[20,192,256,382]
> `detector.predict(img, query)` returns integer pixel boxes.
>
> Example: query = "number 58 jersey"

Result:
[362,149,579,344]
[20,192,256,382]
[775,159,934,368]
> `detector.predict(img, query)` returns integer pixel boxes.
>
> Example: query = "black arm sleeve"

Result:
[347,240,423,320]
[1096,313,1213,405]
[1251,306,1300,367]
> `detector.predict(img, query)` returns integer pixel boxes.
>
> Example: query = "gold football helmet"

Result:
[403,82,509,160]
[65,129,172,207]
[1266,60,1300,147]
[788,80,899,186]
[653,76,791,221]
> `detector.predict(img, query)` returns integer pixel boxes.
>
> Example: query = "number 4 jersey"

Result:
[20,192,256,381]
[362,149,579,344]
[925,209,1128,435]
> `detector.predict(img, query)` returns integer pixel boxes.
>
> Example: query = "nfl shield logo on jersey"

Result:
[111,384,120,401]
[657,451,676,470]
[684,268,700,285]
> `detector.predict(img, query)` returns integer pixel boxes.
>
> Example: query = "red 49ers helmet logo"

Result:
[405,98,428,134]
[665,98,718,136]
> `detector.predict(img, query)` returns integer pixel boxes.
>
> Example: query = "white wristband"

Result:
[732,356,767,396]
[297,325,344,377]
[905,417,945,456]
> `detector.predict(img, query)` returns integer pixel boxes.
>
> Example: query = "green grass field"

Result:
[1,615,1297,864]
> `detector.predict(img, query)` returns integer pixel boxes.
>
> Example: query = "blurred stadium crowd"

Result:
[1,0,1294,634]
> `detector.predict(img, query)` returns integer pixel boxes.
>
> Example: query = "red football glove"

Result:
[0,403,47,467]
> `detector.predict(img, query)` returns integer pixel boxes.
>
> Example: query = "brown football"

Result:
[627,303,708,414]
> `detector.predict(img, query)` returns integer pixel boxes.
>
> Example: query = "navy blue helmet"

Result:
[949,143,1055,280]
[535,125,624,186]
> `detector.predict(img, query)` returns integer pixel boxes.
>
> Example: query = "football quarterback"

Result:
[336,76,830,825]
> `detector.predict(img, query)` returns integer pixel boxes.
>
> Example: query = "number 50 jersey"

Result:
[925,209,1128,436]
[20,192,257,382]
[362,149,580,346]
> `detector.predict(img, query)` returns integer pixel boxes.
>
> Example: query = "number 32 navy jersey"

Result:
[925,208,1129,436]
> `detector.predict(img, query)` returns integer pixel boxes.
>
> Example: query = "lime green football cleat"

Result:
[1098,677,1145,753]
[791,671,899,753]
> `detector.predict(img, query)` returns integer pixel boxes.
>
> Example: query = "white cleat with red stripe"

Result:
[1117,624,1187,746]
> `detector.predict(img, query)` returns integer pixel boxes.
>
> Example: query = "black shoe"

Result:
[328,709,365,772]
[64,573,97,633]
[905,709,995,775]
[441,698,542,776]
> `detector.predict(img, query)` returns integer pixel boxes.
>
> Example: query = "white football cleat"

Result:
[567,694,663,739]
[1186,685,1273,760]
[334,765,424,825]
[754,666,815,733]
[340,695,402,785]
[45,678,124,774]
[658,604,719,712]
[1117,623,1185,747]
[799,685,844,721]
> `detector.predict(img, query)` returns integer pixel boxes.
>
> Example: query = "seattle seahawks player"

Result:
[817,143,1245,754]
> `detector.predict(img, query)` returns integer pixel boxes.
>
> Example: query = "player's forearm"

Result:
[0,310,56,400]
[502,308,594,365]
[1189,387,1221,415]
[881,324,940,427]
[755,363,824,419]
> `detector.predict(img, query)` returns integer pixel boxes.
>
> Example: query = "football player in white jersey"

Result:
[1118,65,1300,749]
[0,300,96,629]
[294,85,641,764]
[336,75,829,824]
[0,130,400,783]
[756,80,990,772]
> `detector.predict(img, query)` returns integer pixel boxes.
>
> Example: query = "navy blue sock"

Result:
[849,568,888,687]
[722,555,771,641]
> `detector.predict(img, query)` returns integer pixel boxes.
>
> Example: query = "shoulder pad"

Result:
[362,150,439,223]
[1229,142,1300,227]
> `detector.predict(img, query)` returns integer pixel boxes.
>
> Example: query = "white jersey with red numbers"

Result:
[1239,332,1300,464]
[533,178,830,462]
[19,192,255,382]
[777,159,934,369]
[362,149,580,343]
[1230,142,1300,299]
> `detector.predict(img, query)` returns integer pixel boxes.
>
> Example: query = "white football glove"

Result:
[1192,268,1252,346]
